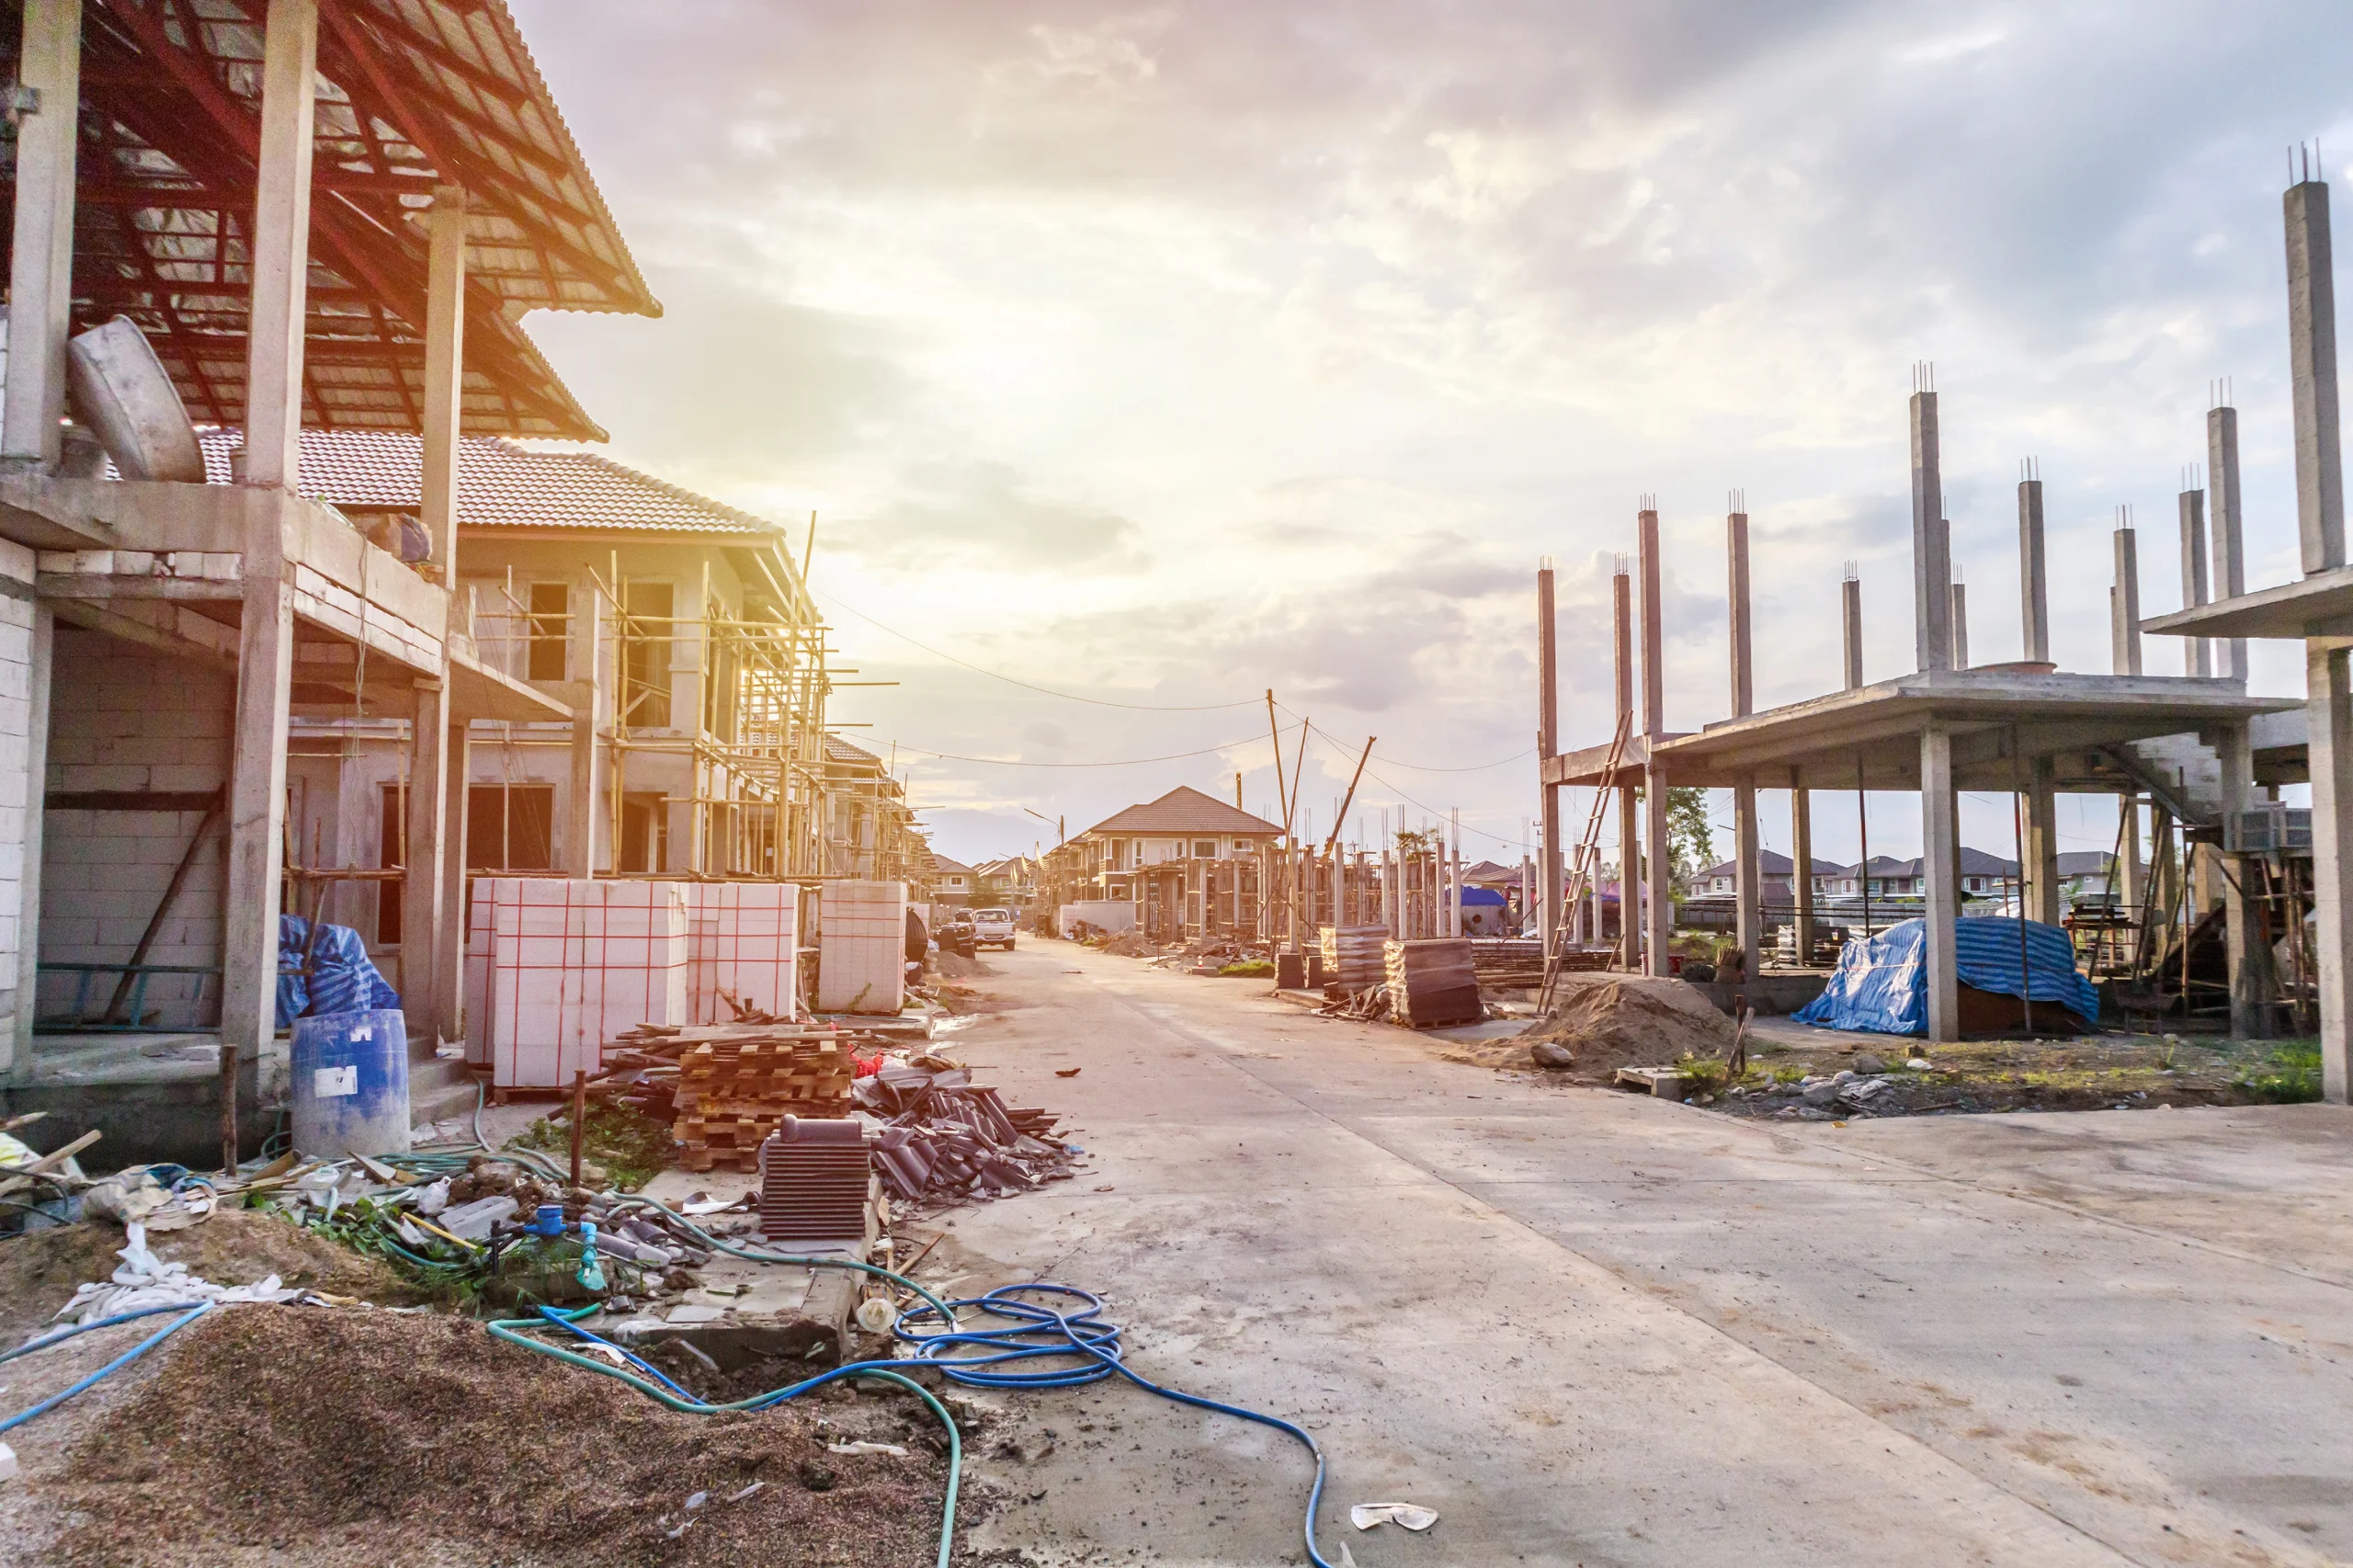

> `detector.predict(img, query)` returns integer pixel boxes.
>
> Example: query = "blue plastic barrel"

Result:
[290,1009,411,1160]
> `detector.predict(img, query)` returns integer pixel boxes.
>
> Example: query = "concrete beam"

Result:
[1950,579,1970,669]
[2208,405,2247,681]
[2306,641,2353,1102]
[2285,178,2345,574]
[1921,725,1959,1042]
[1638,509,1664,738]
[2180,487,2211,677]
[1912,390,1951,673]
[2213,720,2269,1040]
[240,0,319,491]
[2,0,82,467]
[1728,509,1753,718]
[2018,477,2050,664]
[2112,526,2143,676]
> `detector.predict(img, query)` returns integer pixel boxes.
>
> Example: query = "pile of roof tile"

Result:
[852,1058,1076,1210]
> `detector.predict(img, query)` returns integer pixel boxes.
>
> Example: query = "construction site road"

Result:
[943,943,2353,1568]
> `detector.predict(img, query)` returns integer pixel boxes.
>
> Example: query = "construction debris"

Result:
[1516,973,1737,1084]
[855,1056,1079,1212]
[49,1221,300,1324]
[600,1022,860,1173]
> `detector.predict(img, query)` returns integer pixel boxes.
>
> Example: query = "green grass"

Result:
[2231,1043,2323,1104]
[1218,959,1275,977]
[508,1102,675,1189]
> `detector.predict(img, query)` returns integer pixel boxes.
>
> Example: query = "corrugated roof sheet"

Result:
[191,429,780,537]
[1080,787,1282,838]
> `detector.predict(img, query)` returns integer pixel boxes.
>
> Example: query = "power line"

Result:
[817,589,1260,711]
[881,721,1302,769]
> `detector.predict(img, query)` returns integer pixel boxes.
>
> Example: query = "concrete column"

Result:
[421,187,469,574]
[1733,773,1761,971]
[1949,579,1970,668]
[1613,559,1640,970]
[2018,476,2050,663]
[2111,525,2143,676]
[2179,487,2211,677]
[1920,724,1960,1042]
[2305,642,2353,1102]
[1841,566,1864,690]
[2285,177,2345,574]
[437,721,468,1033]
[1727,509,1753,718]
[1911,389,1952,673]
[566,585,604,877]
[240,0,319,491]
[8,600,53,1075]
[403,679,449,1042]
[1790,767,1816,965]
[1637,510,1664,738]
[2024,755,2061,926]
[2214,721,2269,1040]
[2208,405,2247,681]
[1536,561,1561,953]
[221,511,295,1061]
[1643,770,1672,976]
[2120,794,2145,916]
[2,0,81,466]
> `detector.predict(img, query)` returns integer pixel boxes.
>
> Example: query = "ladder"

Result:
[1540,709,1632,1013]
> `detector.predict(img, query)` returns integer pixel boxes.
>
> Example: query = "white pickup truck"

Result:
[971,907,1017,950]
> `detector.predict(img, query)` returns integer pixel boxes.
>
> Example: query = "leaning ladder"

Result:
[1540,709,1631,1013]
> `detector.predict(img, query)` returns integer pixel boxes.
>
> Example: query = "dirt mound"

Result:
[1504,974,1738,1084]
[28,1307,970,1568]
[935,950,994,979]
[1098,932,1154,958]
[0,1210,414,1341]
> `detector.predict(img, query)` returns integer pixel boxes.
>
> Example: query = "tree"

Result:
[1665,787,1714,884]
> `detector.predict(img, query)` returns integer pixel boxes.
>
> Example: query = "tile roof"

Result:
[192,429,782,538]
[1079,787,1283,838]
[824,735,885,767]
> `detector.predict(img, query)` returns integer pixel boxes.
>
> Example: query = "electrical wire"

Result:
[817,591,1260,712]
[878,719,1302,771]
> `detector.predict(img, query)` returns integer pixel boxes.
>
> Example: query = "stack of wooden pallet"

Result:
[668,1029,855,1173]
[1319,925,1388,991]
[1383,937,1483,1028]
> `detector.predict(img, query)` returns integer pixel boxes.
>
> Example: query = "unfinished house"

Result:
[820,735,926,888]
[0,0,662,1159]
[1051,787,1283,941]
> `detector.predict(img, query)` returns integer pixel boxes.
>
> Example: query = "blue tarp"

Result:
[1792,916,2098,1037]
[1461,886,1507,907]
[277,914,401,1029]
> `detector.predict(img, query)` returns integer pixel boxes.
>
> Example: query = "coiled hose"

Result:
[494,1278,1337,1568]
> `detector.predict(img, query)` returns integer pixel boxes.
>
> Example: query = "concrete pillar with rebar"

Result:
[1912,377,1952,674]
[1922,724,1960,1042]
[1841,563,1864,690]
[1613,559,1639,971]
[1639,506,1672,974]
[2112,519,2143,676]
[2207,403,2247,681]
[1729,505,1762,971]
[1537,560,1562,958]
[2180,484,2211,677]
[2018,468,2050,664]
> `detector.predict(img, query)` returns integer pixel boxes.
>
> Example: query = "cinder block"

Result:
[58,765,147,793]
[148,766,224,792]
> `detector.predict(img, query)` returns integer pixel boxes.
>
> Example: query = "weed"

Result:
[1677,1053,1730,1092]
[508,1102,673,1190]
[1218,959,1275,978]
[2232,1044,2322,1104]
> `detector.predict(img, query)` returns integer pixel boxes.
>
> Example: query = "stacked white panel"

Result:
[817,880,905,1015]
[479,879,691,1088]
[689,881,800,1023]
[462,891,494,1065]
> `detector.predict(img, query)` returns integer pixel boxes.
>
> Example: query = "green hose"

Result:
[489,1306,962,1568]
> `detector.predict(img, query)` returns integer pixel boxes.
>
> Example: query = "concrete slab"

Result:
[935,942,2353,1567]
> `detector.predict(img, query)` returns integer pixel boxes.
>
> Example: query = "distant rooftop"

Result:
[1080,787,1282,838]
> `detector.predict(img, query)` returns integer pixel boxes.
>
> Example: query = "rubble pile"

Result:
[853,1056,1078,1210]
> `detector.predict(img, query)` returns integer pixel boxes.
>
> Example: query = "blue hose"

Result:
[0,1303,214,1433]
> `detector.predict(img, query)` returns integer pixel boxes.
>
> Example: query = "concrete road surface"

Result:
[938,943,2353,1568]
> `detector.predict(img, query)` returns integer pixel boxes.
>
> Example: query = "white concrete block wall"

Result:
[38,629,233,1029]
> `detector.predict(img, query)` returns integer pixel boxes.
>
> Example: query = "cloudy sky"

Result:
[513,0,2353,869]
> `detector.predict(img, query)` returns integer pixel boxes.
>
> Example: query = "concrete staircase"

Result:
[2122,734,2225,824]
[408,1052,482,1134]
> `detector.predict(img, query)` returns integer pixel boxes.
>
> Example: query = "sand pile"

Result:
[0,1210,414,1341]
[19,1308,969,1568]
[1511,974,1738,1084]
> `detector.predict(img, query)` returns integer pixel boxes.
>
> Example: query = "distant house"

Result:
[1044,786,1285,939]
[928,851,977,906]
[1689,850,1847,901]
[1822,849,2019,900]
[2059,851,2117,903]
[973,855,1038,908]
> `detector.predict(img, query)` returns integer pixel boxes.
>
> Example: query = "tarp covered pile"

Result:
[853,1057,1076,1207]
[1794,916,2099,1037]
[277,915,400,1027]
